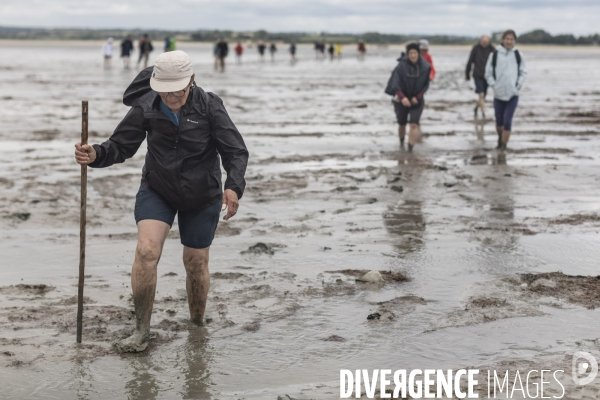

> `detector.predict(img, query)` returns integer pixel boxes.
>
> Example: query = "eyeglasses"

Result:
[158,86,189,98]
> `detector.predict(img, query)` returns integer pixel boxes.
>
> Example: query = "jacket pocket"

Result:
[207,168,221,189]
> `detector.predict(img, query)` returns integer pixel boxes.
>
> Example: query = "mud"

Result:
[327,269,409,283]
[1,42,599,398]
[518,272,600,309]
[434,271,600,330]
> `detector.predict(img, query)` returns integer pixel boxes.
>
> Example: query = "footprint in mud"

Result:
[211,272,247,280]
[322,335,346,342]
[241,242,276,255]
[242,320,261,332]
[326,269,409,284]
[367,296,427,323]
[0,284,54,296]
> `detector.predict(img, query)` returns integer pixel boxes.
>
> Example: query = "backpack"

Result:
[492,49,521,84]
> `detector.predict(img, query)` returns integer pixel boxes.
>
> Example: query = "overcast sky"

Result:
[0,0,597,36]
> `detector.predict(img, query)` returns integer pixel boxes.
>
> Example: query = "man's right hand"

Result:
[401,97,411,107]
[74,143,97,165]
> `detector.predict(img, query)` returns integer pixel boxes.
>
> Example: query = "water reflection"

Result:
[124,356,160,400]
[384,157,426,254]
[180,327,213,400]
[121,327,213,400]
[69,358,93,400]
[473,162,518,267]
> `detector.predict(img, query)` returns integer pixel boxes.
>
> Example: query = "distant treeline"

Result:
[0,26,598,46]
[514,29,600,45]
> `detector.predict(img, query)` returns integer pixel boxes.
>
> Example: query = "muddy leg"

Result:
[496,126,503,149]
[478,93,486,117]
[408,123,419,147]
[502,130,511,147]
[115,220,169,353]
[398,125,406,148]
[183,247,210,326]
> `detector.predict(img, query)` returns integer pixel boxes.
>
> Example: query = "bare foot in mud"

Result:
[113,331,149,353]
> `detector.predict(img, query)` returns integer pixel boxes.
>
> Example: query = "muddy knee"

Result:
[135,241,162,267]
[184,254,209,276]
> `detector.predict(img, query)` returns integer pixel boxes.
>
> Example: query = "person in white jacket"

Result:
[485,29,527,151]
[102,37,114,70]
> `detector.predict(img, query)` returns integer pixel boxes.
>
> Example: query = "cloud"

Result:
[0,0,598,36]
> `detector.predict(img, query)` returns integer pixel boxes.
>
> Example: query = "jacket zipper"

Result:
[175,115,184,206]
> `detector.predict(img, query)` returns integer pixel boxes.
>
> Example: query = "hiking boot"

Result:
[408,143,414,152]
[400,138,405,148]
[496,135,502,149]
[499,143,507,152]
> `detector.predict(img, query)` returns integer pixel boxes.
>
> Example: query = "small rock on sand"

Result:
[529,278,557,289]
[390,185,403,193]
[357,270,384,283]
[367,313,381,320]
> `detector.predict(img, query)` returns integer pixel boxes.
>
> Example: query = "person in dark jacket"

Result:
[466,35,495,119]
[74,51,249,352]
[257,42,266,61]
[385,42,431,152]
[121,35,134,69]
[216,39,229,72]
[137,33,153,69]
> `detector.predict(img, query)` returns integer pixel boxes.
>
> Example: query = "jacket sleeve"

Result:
[484,52,495,87]
[88,107,147,168]
[389,64,402,93]
[428,57,436,81]
[209,96,249,200]
[465,46,475,80]
[516,53,527,90]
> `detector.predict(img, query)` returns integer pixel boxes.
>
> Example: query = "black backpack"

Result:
[492,49,521,84]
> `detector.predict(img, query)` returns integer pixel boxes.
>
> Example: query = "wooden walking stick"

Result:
[76,101,88,343]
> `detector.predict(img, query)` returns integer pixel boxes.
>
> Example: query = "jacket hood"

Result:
[123,66,155,107]
[123,66,208,116]
[400,55,428,69]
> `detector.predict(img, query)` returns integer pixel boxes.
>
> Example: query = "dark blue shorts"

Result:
[474,77,488,95]
[134,185,221,249]
[494,96,519,131]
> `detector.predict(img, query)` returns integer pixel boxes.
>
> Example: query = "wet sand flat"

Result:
[0,41,600,399]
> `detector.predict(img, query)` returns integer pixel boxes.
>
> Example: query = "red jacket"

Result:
[421,51,435,81]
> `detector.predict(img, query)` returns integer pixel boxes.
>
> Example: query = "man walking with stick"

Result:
[74,51,249,352]
[466,35,495,119]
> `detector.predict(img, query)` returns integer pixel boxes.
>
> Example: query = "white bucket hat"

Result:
[419,39,429,50]
[150,50,194,93]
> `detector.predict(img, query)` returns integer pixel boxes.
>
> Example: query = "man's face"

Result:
[408,49,419,63]
[158,77,193,111]
[503,35,515,49]
[480,36,490,47]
